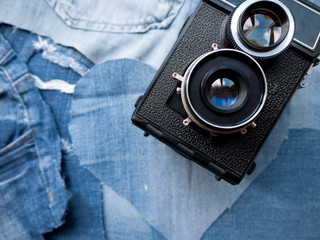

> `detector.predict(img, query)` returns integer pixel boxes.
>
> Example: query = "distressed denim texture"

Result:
[0,25,107,240]
[0,28,68,239]
[0,0,200,69]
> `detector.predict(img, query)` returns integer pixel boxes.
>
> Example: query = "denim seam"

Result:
[17,82,34,94]
[55,0,182,28]
[0,139,34,175]
[11,73,35,95]
[12,73,31,86]
[100,183,108,240]
[0,49,13,64]
[0,129,34,156]
[0,64,61,226]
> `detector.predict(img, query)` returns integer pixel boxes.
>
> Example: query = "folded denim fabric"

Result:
[0,0,200,69]
[0,24,106,240]
[0,27,68,240]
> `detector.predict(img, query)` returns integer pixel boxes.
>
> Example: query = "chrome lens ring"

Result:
[180,49,267,134]
[230,0,295,59]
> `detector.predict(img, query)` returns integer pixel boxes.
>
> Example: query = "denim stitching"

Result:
[0,64,61,226]
[11,73,35,94]
[55,0,182,28]
[0,130,34,157]
[12,73,31,87]
[0,49,13,64]
[16,82,35,94]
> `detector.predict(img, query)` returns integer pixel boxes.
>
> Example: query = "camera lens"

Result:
[229,0,295,59]
[242,10,282,48]
[181,49,267,134]
[210,78,239,108]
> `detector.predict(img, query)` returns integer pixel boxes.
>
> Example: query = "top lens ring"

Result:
[230,0,295,59]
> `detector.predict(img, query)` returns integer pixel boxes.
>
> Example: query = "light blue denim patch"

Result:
[68,58,295,240]
[102,184,166,240]
[45,0,184,33]
[0,0,200,69]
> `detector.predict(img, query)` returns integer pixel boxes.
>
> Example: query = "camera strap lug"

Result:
[299,60,319,89]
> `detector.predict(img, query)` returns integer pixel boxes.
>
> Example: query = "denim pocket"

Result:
[0,129,35,182]
[0,128,62,237]
[45,0,184,33]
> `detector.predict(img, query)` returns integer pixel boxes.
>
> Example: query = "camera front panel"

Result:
[132,0,315,184]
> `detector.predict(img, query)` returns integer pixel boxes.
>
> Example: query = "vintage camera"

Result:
[132,0,320,184]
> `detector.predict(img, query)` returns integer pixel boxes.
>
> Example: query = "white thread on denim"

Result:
[33,36,88,76]
[32,75,76,94]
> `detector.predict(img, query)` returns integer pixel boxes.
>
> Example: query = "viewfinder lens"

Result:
[242,11,282,47]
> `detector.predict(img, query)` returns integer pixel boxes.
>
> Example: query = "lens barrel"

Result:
[181,49,267,134]
[228,0,295,59]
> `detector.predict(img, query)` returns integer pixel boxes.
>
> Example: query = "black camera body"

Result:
[132,0,320,184]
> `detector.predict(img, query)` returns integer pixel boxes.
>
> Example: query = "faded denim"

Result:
[202,128,320,240]
[0,28,68,239]
[0,25,106,240]
[0,0,200,69]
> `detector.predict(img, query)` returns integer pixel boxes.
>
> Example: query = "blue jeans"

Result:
[0,25,107,240]
[0,27,68,239]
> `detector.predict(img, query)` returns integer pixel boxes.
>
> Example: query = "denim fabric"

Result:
[45,0,184,33]
[0,28,68,239]
[0,0,200,69]
[68,58,298,240]
[0,1,319,239]
[202,129,320,240]
[102,184,166,240]
[0,25,106,240]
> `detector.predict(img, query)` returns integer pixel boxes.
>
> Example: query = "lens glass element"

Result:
[242,11,282,47]
[209,78,239,108]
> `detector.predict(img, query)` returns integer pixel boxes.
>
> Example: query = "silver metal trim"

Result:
[230,0,295,58]
[180,49,267,133]
[219,0,236,8]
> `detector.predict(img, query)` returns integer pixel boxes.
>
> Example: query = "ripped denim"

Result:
[0,26,68,239]
[0,25,106,240]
